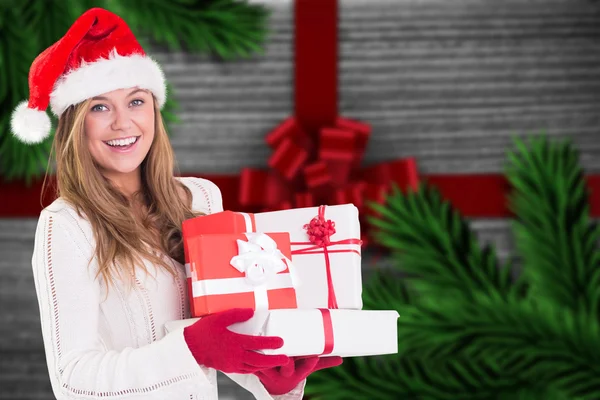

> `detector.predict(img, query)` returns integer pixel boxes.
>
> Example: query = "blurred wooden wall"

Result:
[1,0,599,398]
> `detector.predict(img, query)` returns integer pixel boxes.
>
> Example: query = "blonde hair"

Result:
[42,96,203,288]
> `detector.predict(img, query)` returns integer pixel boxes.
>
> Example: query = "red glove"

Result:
[254,355,343,395]
[183,308,290,374]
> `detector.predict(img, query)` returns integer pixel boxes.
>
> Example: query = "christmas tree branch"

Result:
[396,295,600,399]
[308,268,569,399]
[308,135,597,398]
[361,269,414,311]
[109,0,270,60]
[21,0,92,50]
[505,135,600,318]
[0,2,53,182]
[367,184,517,303]
[306,351,571,400]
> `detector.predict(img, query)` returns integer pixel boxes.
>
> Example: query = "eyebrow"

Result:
[91,88,148,101]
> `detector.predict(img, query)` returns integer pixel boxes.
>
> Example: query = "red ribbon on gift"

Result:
[319,308,335,355]
[290,205,362,309]
[237,0,419,227]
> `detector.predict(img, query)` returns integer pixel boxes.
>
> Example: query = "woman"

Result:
[11,8,341,400]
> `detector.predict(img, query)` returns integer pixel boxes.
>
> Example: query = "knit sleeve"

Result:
[183,177,224,214]
[31,208,213,400]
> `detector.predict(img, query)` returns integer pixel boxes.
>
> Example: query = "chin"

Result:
[105,161,144,175]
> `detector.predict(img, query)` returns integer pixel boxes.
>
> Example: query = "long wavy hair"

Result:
[42,95,203,288]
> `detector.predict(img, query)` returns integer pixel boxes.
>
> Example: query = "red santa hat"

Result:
[10,7,166,144]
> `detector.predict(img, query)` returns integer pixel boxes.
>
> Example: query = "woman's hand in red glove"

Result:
[183,308,290,374]
[254,355,343,395]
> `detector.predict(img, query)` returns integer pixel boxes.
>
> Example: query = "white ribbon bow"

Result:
[230,232,300,287]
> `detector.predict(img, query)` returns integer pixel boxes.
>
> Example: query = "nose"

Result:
[111,107,132,131]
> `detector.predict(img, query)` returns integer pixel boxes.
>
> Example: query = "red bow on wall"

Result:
[237,0,419,225]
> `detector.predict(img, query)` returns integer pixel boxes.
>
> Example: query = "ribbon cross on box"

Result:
[185,232,299,317]
[230,233,300,309]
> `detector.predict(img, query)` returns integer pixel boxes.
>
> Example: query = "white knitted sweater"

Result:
[31,177,305,400]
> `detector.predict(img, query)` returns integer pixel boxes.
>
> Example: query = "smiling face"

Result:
[84,87,155,184]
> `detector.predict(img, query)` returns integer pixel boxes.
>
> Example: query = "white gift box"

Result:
[253,204,363,310]
[165,309,399,358]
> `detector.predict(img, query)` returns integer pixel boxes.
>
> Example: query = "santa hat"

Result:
[10,7,166,144]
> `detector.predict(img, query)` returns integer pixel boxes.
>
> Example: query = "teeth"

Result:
[106,136,137,147]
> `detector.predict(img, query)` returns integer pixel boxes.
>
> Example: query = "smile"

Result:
[104,136,140,147]
[103,135,141,153]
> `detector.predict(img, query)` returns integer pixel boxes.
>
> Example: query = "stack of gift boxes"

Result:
[166,204,398,358]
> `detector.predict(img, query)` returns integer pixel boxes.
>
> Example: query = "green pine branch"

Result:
[308,270,571,400]
[0,2,53,183]
[308,357,574,400]
[362,269,414,311]
[307,341,571,400]
[505,135,600,318]
[20,0,89,51]
[107,0,270,60]
[310,272,519,399]
[305,135,600,398]
[367,184,519,303]
[397,294,600,399]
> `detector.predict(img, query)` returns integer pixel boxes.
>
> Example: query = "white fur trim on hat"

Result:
[10,101,52,144]
[49,49,166,116]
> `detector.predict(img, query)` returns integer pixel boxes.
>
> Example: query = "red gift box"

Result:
[183,211,256,316]
[183,211,256,238]
[184,231,298,317]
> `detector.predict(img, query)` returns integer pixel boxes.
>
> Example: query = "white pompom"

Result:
[10,101,52,144]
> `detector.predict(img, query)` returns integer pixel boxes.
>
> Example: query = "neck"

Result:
[105,168,143,199]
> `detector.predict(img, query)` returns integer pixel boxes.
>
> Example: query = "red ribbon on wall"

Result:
[236,0,419,219]
[4,173,600,218]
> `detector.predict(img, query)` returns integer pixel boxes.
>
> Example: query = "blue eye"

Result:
[91,104,107,112]
[131,99,144,107]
